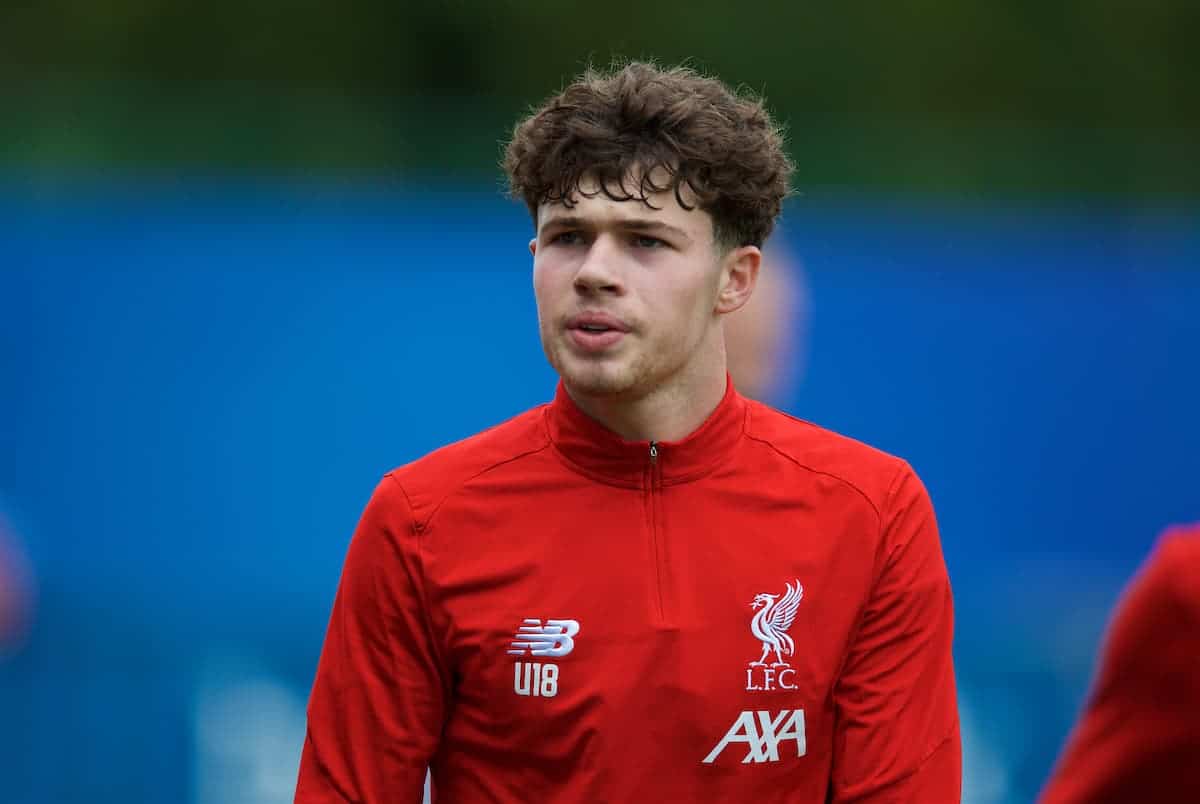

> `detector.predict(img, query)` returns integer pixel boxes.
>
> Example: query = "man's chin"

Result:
[564,374,632,398]
[557,360,637,398]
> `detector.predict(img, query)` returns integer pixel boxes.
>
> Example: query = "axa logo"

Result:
[746,580,803,692]
[507,618,580,657]
[703,709,807,764]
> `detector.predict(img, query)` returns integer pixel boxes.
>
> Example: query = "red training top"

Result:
[296,381,961,803]
[1039,524,1200,804]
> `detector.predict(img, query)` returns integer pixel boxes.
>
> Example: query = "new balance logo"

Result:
[507,618,580,657]
[702,709,807,764]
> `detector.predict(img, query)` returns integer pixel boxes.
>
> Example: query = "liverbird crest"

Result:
[748,580,803,668]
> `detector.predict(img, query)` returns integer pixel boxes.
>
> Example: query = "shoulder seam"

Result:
[742,429,889,526]
[881,459,915,557]
[378,473,453,693]
[411,440,554,531]
[385,472,419,517]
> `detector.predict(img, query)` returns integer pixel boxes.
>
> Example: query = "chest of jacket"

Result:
[418,473,879,775]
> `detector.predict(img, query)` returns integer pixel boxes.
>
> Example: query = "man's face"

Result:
[531,174,735,401]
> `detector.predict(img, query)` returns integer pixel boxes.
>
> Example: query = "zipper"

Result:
[647,441,665,622]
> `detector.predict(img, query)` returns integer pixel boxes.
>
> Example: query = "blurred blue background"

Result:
[3,3,1200,800]
[2,179,1196,802]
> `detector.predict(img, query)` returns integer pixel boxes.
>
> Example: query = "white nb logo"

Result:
[507,618,580,657]
[703,709,807,765]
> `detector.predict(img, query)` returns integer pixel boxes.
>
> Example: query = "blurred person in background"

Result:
[0,510,34,652]
[723,237,807,404]
[296,62,959,804]
[1039,523,1200,804]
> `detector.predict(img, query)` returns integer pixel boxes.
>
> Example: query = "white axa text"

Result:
[703,709,807,764]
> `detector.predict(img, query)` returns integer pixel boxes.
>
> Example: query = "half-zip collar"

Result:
[546,375,748,488]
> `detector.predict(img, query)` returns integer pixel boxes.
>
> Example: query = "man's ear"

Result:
[530,205,544,257]
[715,245,761,315]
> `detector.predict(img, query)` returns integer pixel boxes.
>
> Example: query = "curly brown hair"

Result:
[503,62,792,249]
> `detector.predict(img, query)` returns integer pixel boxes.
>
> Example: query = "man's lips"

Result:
[565,312,632,334]
[565,312,631,352]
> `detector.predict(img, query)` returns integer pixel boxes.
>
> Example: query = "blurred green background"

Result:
[4,0,1197,196]
[3,6,1199,804]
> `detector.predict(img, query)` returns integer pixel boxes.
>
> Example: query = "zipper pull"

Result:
[649,441,658,463]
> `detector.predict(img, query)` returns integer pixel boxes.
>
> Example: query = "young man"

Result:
[1039,524,1200,804]
[295,63,960,803]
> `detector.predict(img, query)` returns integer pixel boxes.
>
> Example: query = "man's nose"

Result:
[573,235,624,295]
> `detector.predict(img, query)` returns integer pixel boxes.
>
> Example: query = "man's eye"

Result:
[633,235,666,249]
[550,231,583,245]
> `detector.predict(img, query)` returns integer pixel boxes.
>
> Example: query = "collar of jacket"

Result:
[545,375,748,488]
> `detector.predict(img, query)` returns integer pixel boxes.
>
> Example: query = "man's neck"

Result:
[565,367,729,443]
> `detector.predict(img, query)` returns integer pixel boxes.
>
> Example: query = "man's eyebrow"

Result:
[539,216,692,241]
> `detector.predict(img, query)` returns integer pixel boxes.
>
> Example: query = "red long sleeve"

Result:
[296,476,449,803]
[1040,525,1200,804]
[829,467,961,803]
